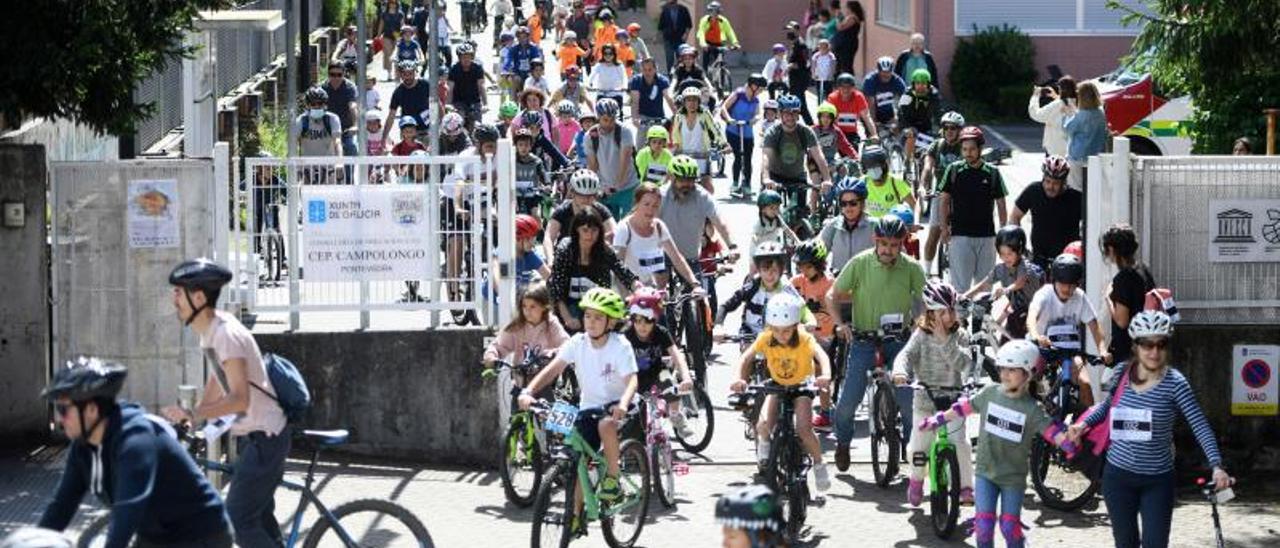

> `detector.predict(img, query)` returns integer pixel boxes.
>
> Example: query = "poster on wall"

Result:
[1232,345,1279,416]
[127,179,181,248]
[302,185,429,281]
[1208,199,1280,262]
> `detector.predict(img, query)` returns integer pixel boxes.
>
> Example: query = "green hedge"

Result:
[949,24,1037,121]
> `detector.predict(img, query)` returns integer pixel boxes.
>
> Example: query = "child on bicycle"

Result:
[634,125,674,185]
[513,128,548,214]
[759,99,780,140]
[750,191,800,276]
[517,288,638,505]
[919,339,1078,548]
[890,280,975,507]
[729,293,832,492]
[483,282,568,372]
[572,111,598,167]
[716,242,809,345]
[791,240,837,429]
[1026,253,1111,406]
[963,225,1043,339]
[716,484,789,548]
[513,214,552,288]
[553,100,582,156]
[622,288,697,439]
[497,100,519,137]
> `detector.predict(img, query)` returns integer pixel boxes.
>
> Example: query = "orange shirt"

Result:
[529,13,545,43]
[617,43,636,77]
[826,89,870,135]
[593,23,620,56]
[557,44,588,75]
[706,18,722,45]
[791,274,835,340]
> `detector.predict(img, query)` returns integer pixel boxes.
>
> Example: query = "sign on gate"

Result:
[1208,199,1280,263]
[303,185,431,281]
[127,179,182,248]
[1232,345,1279,416]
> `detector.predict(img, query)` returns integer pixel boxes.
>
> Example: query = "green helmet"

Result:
[795,239,829,265]
[910,68,931,84]
[815,102,838,118]
[670,155,699,179]
[499,101,519,119]
[756,189,783,208]
[579,287,626,319]
[646,125,670,141]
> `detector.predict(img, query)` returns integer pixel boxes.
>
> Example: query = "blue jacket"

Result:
[1063,107,1108,161]
[505,43,544,78]
[40,404,228,548]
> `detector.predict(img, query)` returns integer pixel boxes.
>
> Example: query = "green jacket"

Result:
[696,15,739,48]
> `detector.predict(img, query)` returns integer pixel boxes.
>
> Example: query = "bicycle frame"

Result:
[924,417,957,496]
[549,417,645,522]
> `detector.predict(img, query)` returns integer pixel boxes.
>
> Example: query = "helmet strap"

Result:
[74,400,107,447]
[182,287,210,327]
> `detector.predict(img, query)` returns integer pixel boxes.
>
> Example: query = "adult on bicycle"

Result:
[671,86,725,195]
[720,73,766,198]
[659,156,741,296]
[896,68,941,187]
[696,2,739,78]
[383,60,432,141]
[40,358,232,548]
[827,72,878,147]
[505,26,544,92]
[1071,311,1233,548]
[823,215,925,472]
[628,57,675,135]
[612,183,706,290]
[162,259,289,548]
[862,57,906,131]
[938,126,1007,293]
[586,98,639,218]
[544,169,617,261]
[920,111,965,276]
[551,65,594,116]
[761,94,832,214]
[549,207,639,331]
[446,43,488,130]
[859,144,915,219]
[1008,155,1082,273]
[819,177,875,275]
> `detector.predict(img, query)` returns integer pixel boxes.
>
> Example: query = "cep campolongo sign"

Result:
[302,185,429,281]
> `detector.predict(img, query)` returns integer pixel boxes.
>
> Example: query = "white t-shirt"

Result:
[612,217,672,281]
[365,87,382,112]
[557,333,638,409]
[1030,285,1097,350]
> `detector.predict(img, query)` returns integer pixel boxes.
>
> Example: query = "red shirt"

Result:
[391,140,426,156]
[826,89,870,135]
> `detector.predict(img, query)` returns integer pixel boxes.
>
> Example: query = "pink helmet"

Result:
[626,287,665,320]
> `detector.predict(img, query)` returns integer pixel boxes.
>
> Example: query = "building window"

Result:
[955,0,1149,36]
[877,0,910,30]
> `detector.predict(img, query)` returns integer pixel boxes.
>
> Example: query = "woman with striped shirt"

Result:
[1071,311,1234,548]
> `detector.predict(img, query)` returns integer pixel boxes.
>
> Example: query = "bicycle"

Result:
[482,350,561,507]
[957,292,1006,383]
[764,178,822,241]
[703,45,737,101]
[1028,346,1105,511]
[528,399,650,547]
[259,200,287,286]
[1198,474,1234,548]
[852,329,906,487]
[723,334,769,442]
[660,286,716,454]
[752,381,817,542]
[913,381,979,539]
[80,426,435,548]
[460,0,487,37]
[636,380,688,508]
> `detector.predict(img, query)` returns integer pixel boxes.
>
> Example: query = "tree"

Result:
[1111,0,1280,153]
[0,0,232,136]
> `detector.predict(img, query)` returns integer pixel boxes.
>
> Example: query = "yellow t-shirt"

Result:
[750,329,821,386]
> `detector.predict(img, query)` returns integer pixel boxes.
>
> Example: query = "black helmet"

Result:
[42,356,128,403]
[473,123,500,144]
[995,224,1026,255]
[860,145,888,168]
[520,110,544,127]
[169,258,232,292]
[746,73,767,88]
[836,72,857,87]
[794,239,829,266]
[304,86,328,105]
[1051,253,1084,284]
[715,485,782,533]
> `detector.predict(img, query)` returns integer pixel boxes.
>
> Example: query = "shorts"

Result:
[575,402,641,450]
[926,194,943,227]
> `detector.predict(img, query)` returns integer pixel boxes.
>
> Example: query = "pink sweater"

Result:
[483,317,571,363]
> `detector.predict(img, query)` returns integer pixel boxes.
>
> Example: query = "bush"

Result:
[949,24,1037,121]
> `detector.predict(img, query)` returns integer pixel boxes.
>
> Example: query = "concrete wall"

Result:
[0,145,50,442]
[256,328,500,467]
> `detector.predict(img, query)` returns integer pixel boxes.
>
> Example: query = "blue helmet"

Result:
[777,94,802,112]
[890,203,915,226]
[595,97,620,117]
[833,176,868,199]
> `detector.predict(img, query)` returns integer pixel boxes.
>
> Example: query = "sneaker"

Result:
[812,410,833,430]
[756,440,772,466]
[569,514,587,537]
[835,442,850,472]
[670,413,695,440]
[598,475,621,503]
[960,486,974,506]
[908,478,924,507]
[813,462,832,492]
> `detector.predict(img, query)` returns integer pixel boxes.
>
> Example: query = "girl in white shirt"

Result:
[588,44,629,108]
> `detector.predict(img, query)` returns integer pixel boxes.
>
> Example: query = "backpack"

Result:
[1144,288,1180,323]
[301,114,334,138]
[253,353,312,424]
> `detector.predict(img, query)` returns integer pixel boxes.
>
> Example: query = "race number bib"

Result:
[1046,323,1082,350]
[568,277,597,300]
[879,313,904,334]
[644,164,668,183]
[515,179,537,196]
[546,401,580,436]
[897,94,913,107]
[1110,407,1153,442]
[837,113,857,125]
[983,402,1026,443]
[636,249,667,273]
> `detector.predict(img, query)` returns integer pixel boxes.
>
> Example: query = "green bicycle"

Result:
[528,400,651,548]
[913,382,977,539]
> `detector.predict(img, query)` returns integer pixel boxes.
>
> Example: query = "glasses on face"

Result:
[54,402,73,417]
[1137,338,1169,350]
[840,199,863,208]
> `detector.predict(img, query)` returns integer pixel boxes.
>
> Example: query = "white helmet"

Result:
[563,30,578,41]
[569,169,601,196]
[441,112,465,136]
[940,111,966,127]
[995,339,1041,372]
[1128,311,1173,341]
[0,528,72,548]
[680,86,703,101]
[765,293,805,328]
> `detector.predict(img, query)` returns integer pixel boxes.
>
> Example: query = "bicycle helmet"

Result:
[746,73,767,88]
[395,59,418,73]
[794,239,829,266]
[752,240,789,262]
[756,189,783,208]
[1063,240,1084,260]
[836,72,857,87]
[556,99,578,117]
[765,293,805,327]
[890,203,915,227]
[763,99,779,111]
[441,112,465,136]
[398,115,418,129]
[771,43,787,53]
[499,100,519,119]
[626,287,665,320]
[874,215,909,239]
[940,111,965,128]
[0,528,72,548]
[579,287,627,320]
[499,31,515,42]
[364,109,383,123]
[816,102,838,119]
[530,57,545,67]
[1128,310,1173,341]
[614,28,629,39]
[563,30,578,42]
[515,214,541,240]
[995,339,1041,373]
[922,280,958,311]
[777,94,802,112]
[959,125,985,146]
[707,1,722,12]
[473,123,500,144]
[595,97,620,118]
[646,125,670,142]
[679,86,703,102]
[876,56,894,72]
[714,485,783,534]
[304,86,328,105]
[456,42,475,56]
[520,110,543,127]
[627,23,642,33]
[169,258,232,293]
[42,356,128,403]
[833,176,868,199]
[512,127,535,143]
[569,169,601,195]
[910,68,931,84]
[677,44,696,57]
[860,145,888,168]
[993,225,1027,255]
[1042,154,1071,180]
[1050,253,1084,284]
[670,155,699,179]
[516,25,531,36]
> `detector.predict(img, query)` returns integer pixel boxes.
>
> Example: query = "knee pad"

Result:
[973,512,996,544]
[1000,513,1026,542]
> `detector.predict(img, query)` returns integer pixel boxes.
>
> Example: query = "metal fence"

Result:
[1128,156,1280,324]
[231,144,518,331]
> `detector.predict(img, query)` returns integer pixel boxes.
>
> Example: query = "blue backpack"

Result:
[251,353,312,424]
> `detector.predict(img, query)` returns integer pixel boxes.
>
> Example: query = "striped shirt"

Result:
[1083,367,1221,475]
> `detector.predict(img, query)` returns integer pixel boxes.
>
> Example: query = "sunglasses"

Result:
[1137,338,1169,350]
[840,199,863,207]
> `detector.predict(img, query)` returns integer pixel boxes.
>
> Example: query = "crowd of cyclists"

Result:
[7,1,1241,548]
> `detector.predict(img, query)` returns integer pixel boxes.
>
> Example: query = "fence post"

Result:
[212,143,235,309]
[1085,153,1108,355]
[288,162,301,331]
[496,139,516,328]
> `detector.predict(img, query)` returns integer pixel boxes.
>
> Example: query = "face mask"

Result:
[868,167,884,180]
[309,108,326,119]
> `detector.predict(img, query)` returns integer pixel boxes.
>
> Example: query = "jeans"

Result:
[948,235,995,294]
[788,77,813,126]
[834,338,913,447]
[974,475,1026,548]
[340,133,358,157]
[662,37,682,74]
[226,430,291,548]
[1103,463,1177,548]
[726,131,754,189]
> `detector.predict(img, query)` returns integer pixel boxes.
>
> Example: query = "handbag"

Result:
[1069,363,1129,481]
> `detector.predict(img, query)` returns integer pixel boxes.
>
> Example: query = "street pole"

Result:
[300,0,311,93]
[356,0,368,158]
[285,0,297,157]
[427,1,441,156]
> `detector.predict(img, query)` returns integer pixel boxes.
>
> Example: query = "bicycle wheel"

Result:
[652,443,677,508]
[500,413,544,507]
[302,498,435,548]
[929,447,961,539]
[786,473,809,541]
[1029,437,1100,511]
[682,301,707,384]
[936,241,950,279]
[870,384,900,487]
[76,515,109,548]
[716,66,733,100]
[675,386,714,453]
[601,440,651,548]
[530,463,575,548]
